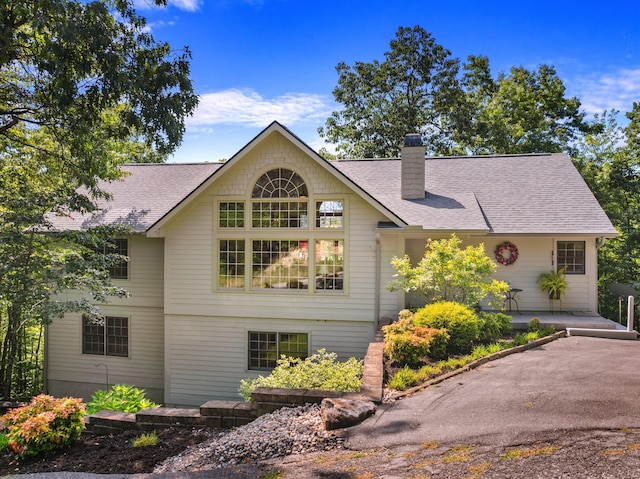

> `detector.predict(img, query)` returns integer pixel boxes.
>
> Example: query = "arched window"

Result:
[251,169,308,228]
[252,168,308,198]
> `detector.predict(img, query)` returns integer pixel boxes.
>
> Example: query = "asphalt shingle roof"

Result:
[332,153,617,235]
[48,152,617,237]
[49,163,221,232]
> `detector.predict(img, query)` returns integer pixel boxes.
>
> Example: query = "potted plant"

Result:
[537,267,568,300]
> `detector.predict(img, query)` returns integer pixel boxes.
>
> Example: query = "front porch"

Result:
[509,311,624,331]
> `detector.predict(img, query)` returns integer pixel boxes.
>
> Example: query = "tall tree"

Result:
[319,26,462,158]
[455,56,594,154]
[0,0,198,399]
[573,106,640,321]
[320,28,594,157]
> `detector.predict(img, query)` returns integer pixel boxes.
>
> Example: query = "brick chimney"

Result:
[401,134,426,200]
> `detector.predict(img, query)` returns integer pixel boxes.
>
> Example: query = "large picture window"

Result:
[557,241,585,274]
[216,168,345,293]
[248,331,308,370]
[82,316,129,357]
[252,240,309,289]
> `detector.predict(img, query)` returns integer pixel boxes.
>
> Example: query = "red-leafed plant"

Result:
[1,394,85,456]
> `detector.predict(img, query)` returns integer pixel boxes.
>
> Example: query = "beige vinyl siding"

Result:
[47,307,164,403]
[46,236,165,403]
[477,236,599,312]
[162,135,389,323]
[164,315,374,406]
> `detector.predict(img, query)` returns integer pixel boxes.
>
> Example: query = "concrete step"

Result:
[566,328,639,340]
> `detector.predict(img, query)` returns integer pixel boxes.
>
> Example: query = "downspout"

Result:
[375,233,381,329]
[596,236,606,249]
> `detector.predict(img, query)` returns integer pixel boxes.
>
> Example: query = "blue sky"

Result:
[137,0,640,163]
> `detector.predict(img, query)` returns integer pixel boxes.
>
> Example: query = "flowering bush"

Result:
[1,395,85,456]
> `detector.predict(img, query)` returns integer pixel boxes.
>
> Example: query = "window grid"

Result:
[252,240,309,289]
[252,169,308,198]
[106,316,129,357]
[315,240,344,290]
[248,331,308,370]
[219,239,246,288]
[251,201,308,228]
[107,239,128,279]
[219,202,245,228]
[82,316,129,357]
[316,201,344,228]
[557,241,585,274]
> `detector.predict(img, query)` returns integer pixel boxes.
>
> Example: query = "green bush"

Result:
[527,318,543,332]
[1,395,85,457]
[383,318,450,364]
[86,384,160,415]
[388,366,419,391]
[414,301,481,353]
[239,349,363,401]
[478,312,512,342]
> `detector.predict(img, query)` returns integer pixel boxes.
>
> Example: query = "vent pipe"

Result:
[401,134,426,200]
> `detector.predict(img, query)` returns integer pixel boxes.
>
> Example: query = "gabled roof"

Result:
[333,153,618,235]
[49,163,221,232]
[47,123,617,237]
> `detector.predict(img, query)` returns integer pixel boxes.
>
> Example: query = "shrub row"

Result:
[383,301,513,365]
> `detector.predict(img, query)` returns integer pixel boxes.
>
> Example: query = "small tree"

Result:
[388,234,508,309]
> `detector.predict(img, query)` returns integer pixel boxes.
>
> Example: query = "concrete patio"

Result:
[509,311,625,331]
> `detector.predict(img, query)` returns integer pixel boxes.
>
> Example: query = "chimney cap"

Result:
[404,134,423,147]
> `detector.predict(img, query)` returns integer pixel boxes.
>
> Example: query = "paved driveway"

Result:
[345,335,640,449]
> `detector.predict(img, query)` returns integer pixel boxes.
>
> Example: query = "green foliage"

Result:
[239,349,363,401]
[513,332,540,346]
[86,384,160,415]
[388,366,419,390]
[527,318,543,332]
[537,268,568,299]
[132,431,158,448]
[414,301,481,353]
[319,25,461,158]
[470,343,508,360]
[573,105,640,322]
[455,56,594,155]
[0,432,9,452]
[383,319,450,364]
[0,0,198,400]
[388,234,509,309]
[1,395,85,457]
[478,312,513,343]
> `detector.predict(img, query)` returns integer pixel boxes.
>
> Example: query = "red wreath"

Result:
[495,241,519,266]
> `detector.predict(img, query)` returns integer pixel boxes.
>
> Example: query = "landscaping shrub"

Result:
[388,366,419,390]
[0,432,9,452]
[527,317,543,332]
[1,395,85,457]
[478,312,512,342]
[383,318,450,364]
[239,349,363,401]
[414,301,481,353]
[86,384,160,415]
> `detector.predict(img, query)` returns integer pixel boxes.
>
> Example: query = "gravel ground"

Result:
[154,404,345,472]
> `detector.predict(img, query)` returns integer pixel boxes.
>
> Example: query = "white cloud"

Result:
[134,0,201,11]
[168,0,202,11]
[187,89,332,128]
[571,68,640,114]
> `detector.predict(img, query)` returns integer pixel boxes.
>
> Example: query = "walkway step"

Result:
[566,328,639,340]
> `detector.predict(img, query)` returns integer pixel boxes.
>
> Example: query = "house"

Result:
[45,122,618,406]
